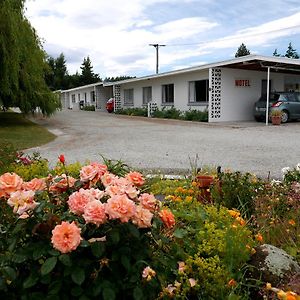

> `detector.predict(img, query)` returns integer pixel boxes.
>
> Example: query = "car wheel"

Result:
[281,110,289,123]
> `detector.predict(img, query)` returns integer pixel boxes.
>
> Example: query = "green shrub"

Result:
[282,164,300,185]
[183,109,208,122]
[157,201,255,299]
[83,105,96,111]
[152,107,182,119]
[115,107,148,117]
[0,141,17,174]
[211,171,262,219]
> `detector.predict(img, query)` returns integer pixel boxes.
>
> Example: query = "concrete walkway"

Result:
[27,110,300,179]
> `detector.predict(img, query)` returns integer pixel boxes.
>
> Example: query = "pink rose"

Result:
[51,221,82,253]
[139,193,158,212]
[0,172,23,198]
[49,174,76,193]
[68,188,94,215]
[83,200,107,226]
[7,190,38,215]
[80,165,99,183]
[132,205,153,228]
[90,162,107,177]
[125,171,145,187]
[101,172,118,187]
[105,194,136,223]
[125,185,139,199]
[105,185,125,197]
[22,178,46,191]
[87,188,105,200]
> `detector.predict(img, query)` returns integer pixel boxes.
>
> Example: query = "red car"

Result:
[106,98,114,113]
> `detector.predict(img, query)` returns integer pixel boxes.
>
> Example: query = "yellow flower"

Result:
[185,196,193,202]
[191,181,197,187]
[277,290,287,300]
[266,283,272,290]
[228,209,240,218]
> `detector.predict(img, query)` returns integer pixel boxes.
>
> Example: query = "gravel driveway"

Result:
[27,110,300,178]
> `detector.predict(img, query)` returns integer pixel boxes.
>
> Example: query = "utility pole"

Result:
[149,44,165,74]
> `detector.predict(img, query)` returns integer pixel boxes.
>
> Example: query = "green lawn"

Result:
[0,112,56,150]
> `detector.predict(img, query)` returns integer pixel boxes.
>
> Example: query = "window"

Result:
[143,87,152,104]
[90,91,95,102]
[188,80,209,103]
[162,84,174,103]
[124,89,134,105]
[78,93,80,101]
[71,94,76,103]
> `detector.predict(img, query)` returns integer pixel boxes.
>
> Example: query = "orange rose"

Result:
[22,178,46,191]
[0,172,23,198]
[159,209,175,228]
[125,171,145,187]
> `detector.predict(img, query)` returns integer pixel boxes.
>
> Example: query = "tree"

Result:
[79,56,100,86]
[272,49,281,57]
[285,42,299,59]
[0,0,60,115]
[235,43,251,58]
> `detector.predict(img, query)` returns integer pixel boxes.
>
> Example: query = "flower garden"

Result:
[1,152,300,299]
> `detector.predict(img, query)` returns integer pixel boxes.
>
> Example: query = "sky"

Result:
[25,0,300,78]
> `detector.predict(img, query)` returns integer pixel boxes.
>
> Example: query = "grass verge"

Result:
[0,112,56,150]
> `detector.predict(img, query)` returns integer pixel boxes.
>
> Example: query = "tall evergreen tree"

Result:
[79,56,100,86]
[54,53,69,90]
[0,0,60,115]
[235,43,251,58]
[272,49,281,57]
[285,42,299,59]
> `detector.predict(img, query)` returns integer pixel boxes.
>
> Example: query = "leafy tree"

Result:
[68,72,81,89]
[235,43,251,58]
[54,53,69,90]
[0,0,60,115]
[79,56,100,85]
[285,42,299,59]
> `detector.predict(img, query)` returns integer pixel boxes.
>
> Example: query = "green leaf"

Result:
[91,242,105,258]
[41,257,57,275]
[3,267,17,281]
[173,228,186,239]
[12,253,27,263]
[33,246,47,260]
[71,286,83,297]
[79,240,90,248]
[109,229,120,244]
[48,249,60,256]
[128,224,140,238]
[102,288,116,300]
[59,254,72,266]
[23,273,39,289]
[121,255,131,271]
[133,287,143,300]
[48,280,62,295]
[71,268,85,285]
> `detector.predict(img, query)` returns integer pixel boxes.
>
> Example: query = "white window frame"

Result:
[71,94,76,103]
[188,79,209,104]
[124,88,134,105]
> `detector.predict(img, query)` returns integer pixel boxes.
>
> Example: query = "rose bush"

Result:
[0,159,174,299]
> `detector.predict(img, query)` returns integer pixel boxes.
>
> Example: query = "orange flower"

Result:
[159,209,175,228]
[125,171,145,187]
[51,221,82,253]
[22,178,46,191]
[228,279,237,287]
[0,172,23,198]
[255,233,263,242]
[288,219,296,226]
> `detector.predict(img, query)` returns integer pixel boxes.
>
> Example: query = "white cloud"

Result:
[25,0,300,77]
